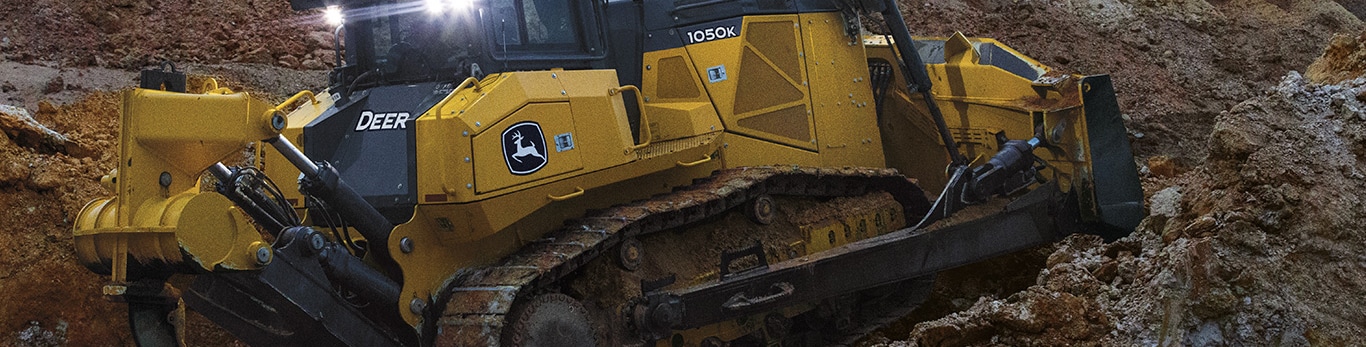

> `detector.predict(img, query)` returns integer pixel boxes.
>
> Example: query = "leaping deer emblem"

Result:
[509,131,545,163]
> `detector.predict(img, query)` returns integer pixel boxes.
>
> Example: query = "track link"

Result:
[432,166,930,346]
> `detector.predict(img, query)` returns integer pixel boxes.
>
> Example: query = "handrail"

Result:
[266,90,319,117]
[200,78,234,94]
[433,77,484,119]
[547,187,585,201]
[611,85,652,151]
[201,78,219,92]
[262,90,320,133]
[676,154,712,167]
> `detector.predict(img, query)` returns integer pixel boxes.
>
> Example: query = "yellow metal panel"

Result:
[443,72,570,136]
[643,102,723,141]
[418,70,637,203]
[175,192,267,270]
[654,56,702,99]
[798,12,887,168]
[472,102,583,193]
[560,70,637,170]
[414,105,476,204]
[718,132,820,167]
[642,49,725,143]
[687,15,816,150]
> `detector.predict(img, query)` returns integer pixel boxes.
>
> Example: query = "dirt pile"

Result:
[0,93,129,346]
[882,50,1366,346]
[0,0,337,70]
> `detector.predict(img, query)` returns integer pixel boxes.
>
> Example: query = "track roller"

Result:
[617,237,643,272]
[745,195,775,225]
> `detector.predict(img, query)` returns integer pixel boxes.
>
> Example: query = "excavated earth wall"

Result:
[879,68,1366,346]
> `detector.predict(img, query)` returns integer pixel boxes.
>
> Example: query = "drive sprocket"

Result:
[501,293,600,347]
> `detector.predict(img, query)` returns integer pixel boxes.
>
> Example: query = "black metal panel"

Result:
[304,82,444,224]
[663,184,1074,328]
[139,63,186,92]
[913,40,1038,81]
[979,43,1039,81]
[643,28,686,52]
[1080,75,1143,240]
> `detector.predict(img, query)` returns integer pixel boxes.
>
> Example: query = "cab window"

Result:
[488,0,595,55]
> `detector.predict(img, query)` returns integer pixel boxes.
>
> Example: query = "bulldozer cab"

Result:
[311,0,608,89]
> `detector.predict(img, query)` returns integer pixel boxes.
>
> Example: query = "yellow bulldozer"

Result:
[72,0,1142,345]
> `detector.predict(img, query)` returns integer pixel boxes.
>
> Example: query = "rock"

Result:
[312,49,336,65]
[1147,155,1179,178]
[1149,186,1183,218]
[307,31,335,50]
[1182,215,1218,237]
[278,54,299,68]
[0,148,30,185]
[1209,119,1262,160]
[42,75,64,94]
[27,160,63,190]
[15,320,67,347]
[1,81,15,93]
[301,59,326,70]
[0,105,69,153]
[236,47,273,64]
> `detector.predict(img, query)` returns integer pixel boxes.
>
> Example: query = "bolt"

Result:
[158,172,172,188]
[410,298,428,315]
[462,131,469,136]
[255,246,272,265]
[400,237,415,254]
[561,90,567,95]
[464,157,471,162]
[466,183,473,189]
[551,73,558,79]
[475,121,481,127]
[646,65,652,70]
[271,113,286,130]
[309,232,326,252]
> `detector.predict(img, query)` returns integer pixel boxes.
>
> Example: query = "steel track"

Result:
[432,166,931,346]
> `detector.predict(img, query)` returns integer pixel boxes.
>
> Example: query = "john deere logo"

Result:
[502,121,548,175]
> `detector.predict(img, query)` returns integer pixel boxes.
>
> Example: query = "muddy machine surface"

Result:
[72,0,1142,345]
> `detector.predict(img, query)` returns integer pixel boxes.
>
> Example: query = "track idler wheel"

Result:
[617,237,643,272]
[503,293,600,347]
[745,195,775,225]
